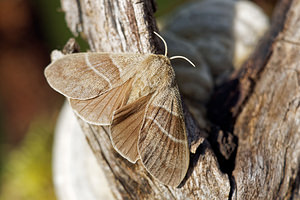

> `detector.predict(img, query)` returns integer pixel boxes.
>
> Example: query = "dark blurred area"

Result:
[0,0,60,146]
[0,0,277,199]
[0,0,69,199]
[252,0,278,16]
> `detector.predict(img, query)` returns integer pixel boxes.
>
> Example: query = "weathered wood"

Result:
[57,0,230,199]
[53,102,114,200]
[233,0,300,198]
[209,0,300,199]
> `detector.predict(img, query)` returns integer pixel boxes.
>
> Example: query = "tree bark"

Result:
[209,0,300,199]
[54,0,300,199]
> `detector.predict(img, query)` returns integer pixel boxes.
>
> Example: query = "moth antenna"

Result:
[153,31,195,67]
[154,31,168,56]
[170,56,196,67]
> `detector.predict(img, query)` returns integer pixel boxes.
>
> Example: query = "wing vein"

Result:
[76,98,94,113]
[146,124,168,172]
[114,111,142,147]
[123,125,140,155]
[96,88,118,121]
[117,110,141,135]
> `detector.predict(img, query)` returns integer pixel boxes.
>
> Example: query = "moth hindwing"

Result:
[44,52,190,187]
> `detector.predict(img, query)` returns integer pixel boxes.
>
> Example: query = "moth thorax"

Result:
[126,55,174,104]
[126,74,156,104]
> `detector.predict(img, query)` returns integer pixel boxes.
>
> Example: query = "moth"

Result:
[44,32,193,187]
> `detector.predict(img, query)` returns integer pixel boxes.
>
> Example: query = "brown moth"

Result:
[44,32,193,187]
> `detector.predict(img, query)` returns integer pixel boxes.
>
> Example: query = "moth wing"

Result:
[69,79,133,125]
[110,94,152,163]
[44,52,147,100]
[138,87,189,187]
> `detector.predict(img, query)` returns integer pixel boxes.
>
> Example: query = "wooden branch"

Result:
[57,0,230,199]
[209,0,300,199]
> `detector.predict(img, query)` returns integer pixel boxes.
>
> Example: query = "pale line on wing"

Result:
[109,55,123,74]
[85,54,112,88]
[80,63,102,73]
[152,102,179,116]
[146,117,185,144]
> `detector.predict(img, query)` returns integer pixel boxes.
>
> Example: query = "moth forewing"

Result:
[69,78,133,125]
[138,86,189,187]
[45,53,112,100]
[44,52,148,100]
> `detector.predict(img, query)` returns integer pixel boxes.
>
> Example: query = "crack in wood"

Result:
[75,0,84,33]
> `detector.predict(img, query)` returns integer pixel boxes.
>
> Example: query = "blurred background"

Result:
[0,0,276,199]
